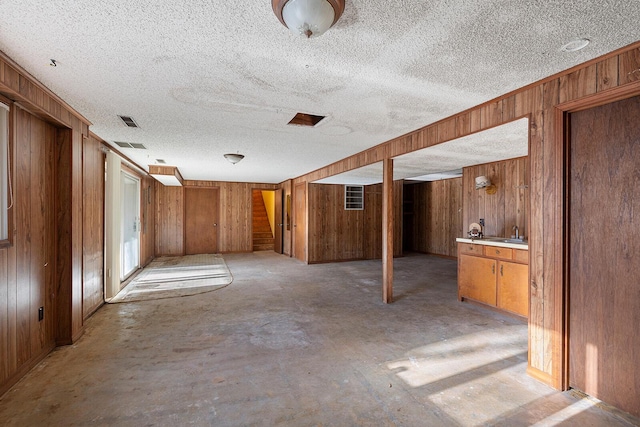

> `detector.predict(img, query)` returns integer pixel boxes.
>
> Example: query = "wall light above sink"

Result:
[475,175,497,195]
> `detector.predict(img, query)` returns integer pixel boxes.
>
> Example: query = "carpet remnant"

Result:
[109,254,232,303]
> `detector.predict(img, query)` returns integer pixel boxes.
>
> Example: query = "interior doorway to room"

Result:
[252,189,280,252]
[120,171,140,280]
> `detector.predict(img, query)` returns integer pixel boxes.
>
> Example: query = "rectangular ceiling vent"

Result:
[113,141,146,149]
[155,159,166,164]
[288,112,326,127]
[118,115,139,128]
[344,185,364,210]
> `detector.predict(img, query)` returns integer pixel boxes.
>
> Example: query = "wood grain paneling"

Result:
[1,51,91,395]
[139,174,155,267]
[294,182,307,262]
[382,158,394,303]
[308,184,364,262]
[291,42,640,387]
[280,180,293,256]
[409,178,462,257]
[568,95,640,417]
[462,157,528,239]
[154,181,277,255]
[306,181,403,263]
[0,106,56,394]
[155,184,184,256]
[82,134,104,319]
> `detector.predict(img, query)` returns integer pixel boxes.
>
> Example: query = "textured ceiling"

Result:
[314,117,529,184]
[0,1,638,183]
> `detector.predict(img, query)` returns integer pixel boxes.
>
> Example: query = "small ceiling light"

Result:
[560,38,590,53]
[272,0,345,38]
[224,153,245,164]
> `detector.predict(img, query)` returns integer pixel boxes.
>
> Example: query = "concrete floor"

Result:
[0,252,637,426]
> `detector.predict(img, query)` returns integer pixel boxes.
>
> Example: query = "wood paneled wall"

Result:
[462,157,528,239]
[0,106,57,395]
[140,175,156,266]
[308,184,364,262]
[281,180,293,256]
[82,134,104,319]
[307,182,403,263]
[291,42,640,387]
[155,184,184,256]
[155,180,278,255]
[1,52,91,394]
[408,178,463,258]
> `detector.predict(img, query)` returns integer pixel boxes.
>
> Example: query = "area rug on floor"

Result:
[109,254,233,303]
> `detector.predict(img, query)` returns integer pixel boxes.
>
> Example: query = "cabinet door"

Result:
[497,261,528,316]
[458,255,496,306]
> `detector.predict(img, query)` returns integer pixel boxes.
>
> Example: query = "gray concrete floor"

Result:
[1,252,637,426]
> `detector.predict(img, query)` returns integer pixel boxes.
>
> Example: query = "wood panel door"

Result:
[294,183,306,262]
[274,189,283,254]
[568,95,640,418]
[184,187,219,255]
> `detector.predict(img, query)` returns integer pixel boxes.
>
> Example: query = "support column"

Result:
[382,158,394,303]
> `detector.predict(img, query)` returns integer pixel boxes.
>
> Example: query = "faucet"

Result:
[513,225,519,239]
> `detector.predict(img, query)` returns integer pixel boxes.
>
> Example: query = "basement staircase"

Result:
[252,191,274,251]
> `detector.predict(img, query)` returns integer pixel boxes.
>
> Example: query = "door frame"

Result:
[274,189,283,254]
[557,80,640,390]
[293,182,307,262]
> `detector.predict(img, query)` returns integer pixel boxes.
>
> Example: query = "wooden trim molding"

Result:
[0,99,15,249]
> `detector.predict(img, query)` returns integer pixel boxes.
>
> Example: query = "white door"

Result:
[120,172,140,280]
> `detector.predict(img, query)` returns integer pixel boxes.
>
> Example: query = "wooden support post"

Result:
[382,158,394,303]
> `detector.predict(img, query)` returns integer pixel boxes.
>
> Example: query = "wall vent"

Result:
[155,159,166,164]
[344,185,364,210]
[288,112,326,127]
[113,141,146,149]
[118,115,139,128]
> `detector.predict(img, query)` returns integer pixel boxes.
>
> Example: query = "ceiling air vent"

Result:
[113,141,146,149]
[156,159,166,164]
[288,112,326,127]
[118,115,139,128]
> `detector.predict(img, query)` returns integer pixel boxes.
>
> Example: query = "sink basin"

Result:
[483,237,527,244]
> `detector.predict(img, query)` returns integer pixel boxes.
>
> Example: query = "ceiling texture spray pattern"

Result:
[0,0,639,183]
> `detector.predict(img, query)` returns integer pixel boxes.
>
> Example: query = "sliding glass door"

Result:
[120,172,140,280]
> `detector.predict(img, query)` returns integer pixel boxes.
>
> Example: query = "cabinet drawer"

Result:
[484,246,512,260]
[459,243,483,256]
[513,249,528,264]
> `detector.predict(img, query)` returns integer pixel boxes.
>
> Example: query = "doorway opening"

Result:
[252,189,276,252]
[120,171,141,280]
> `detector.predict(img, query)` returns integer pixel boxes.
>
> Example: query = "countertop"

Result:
[456,237,529,250]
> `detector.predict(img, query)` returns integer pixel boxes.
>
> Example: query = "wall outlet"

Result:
[38,306,44,322]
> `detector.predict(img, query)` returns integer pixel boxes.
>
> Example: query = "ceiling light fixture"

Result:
[224,153,245,164]
[272,0,345,38]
